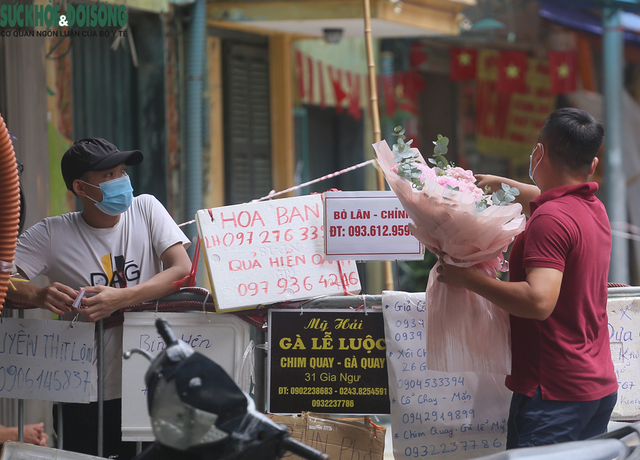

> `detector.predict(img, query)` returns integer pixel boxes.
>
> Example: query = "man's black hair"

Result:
[539,108,604,175]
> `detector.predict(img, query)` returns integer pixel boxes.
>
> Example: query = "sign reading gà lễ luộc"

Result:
[268,309,389,415]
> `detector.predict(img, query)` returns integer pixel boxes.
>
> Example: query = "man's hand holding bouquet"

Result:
[373,128,526,374]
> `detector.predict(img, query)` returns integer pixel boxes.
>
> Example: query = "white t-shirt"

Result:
[15,194,190,401]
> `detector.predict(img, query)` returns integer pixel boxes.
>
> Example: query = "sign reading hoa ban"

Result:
[196,195,362,312]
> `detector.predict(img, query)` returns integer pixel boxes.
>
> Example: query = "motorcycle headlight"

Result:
[150,376,229,450]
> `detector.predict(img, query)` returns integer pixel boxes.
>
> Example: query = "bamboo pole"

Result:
[363,0,394,291]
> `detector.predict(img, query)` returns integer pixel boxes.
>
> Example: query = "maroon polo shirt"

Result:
[505,182,618,401]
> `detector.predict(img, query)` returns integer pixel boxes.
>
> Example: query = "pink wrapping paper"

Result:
[373,140,526,374]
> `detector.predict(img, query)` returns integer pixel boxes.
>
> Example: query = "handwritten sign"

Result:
[268,309,389,415]
[0,318,94,403]
[196,195,361,312]
[121,312,252,441]
[382,292,511,459]
[1,441,104,460]
[608,296,640,420]
[324,191,423,261]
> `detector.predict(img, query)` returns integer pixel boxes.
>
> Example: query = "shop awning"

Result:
[207,0,475,38]
[539,0,640,46]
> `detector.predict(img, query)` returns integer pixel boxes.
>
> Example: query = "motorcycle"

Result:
[125,318,329,460]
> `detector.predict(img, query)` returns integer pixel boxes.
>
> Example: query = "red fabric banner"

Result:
[548,50,577,94]
[450,48,477,81]
[381,72,395,117]
[328,66,347,113]
[317,60,326,109]
[498,51,528,93]
[347,72,362,120]
[410,42,429,68]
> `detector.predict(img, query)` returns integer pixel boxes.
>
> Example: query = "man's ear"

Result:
[589,157,599,176]
[72,179,86,197]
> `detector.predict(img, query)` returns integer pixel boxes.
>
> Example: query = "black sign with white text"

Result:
[268,309,390,415]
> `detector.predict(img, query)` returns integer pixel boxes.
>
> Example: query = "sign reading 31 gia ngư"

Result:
[268,309,390,415]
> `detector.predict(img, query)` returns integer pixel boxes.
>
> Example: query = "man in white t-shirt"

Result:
[8,138,192,459]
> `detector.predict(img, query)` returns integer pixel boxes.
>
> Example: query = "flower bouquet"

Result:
[373,128,526,374]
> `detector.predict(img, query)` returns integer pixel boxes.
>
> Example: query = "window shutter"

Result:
[223,42,272,204]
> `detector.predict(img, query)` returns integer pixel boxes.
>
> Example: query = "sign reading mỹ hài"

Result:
[268,309,389,415]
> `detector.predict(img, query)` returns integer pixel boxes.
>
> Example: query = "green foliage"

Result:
[476,183,520,212]
[428,134,450,170]
[397,252,438,293]
[491,183,520,206]
[391,126,424,191]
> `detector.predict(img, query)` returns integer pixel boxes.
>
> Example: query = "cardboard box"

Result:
[271,412,386,460]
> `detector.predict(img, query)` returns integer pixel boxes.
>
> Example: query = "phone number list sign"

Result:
[268,309,390,415]
[324,191,423,261]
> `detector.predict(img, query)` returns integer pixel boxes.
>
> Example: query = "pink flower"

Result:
[393,162,485,203]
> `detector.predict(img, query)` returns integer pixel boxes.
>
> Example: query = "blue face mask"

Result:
[529,144,544,187]
[82,175,134,216]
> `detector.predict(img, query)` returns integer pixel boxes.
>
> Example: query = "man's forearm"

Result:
[113,265,189,308]
[5,278,40,305]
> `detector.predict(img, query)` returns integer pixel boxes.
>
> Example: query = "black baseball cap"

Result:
[61,138,143,191]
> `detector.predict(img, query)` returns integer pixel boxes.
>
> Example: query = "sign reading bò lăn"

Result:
[268,309,390,415]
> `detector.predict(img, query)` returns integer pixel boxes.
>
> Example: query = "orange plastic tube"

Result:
[0,113,21,313]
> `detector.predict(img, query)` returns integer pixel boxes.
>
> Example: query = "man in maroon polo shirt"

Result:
[436,108,618,448]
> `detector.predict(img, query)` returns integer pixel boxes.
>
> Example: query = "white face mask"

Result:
[528,144,544,187]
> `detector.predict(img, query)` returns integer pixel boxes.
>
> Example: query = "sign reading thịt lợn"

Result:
[0,318,94,403]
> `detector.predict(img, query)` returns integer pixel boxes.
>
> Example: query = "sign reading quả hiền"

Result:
[196,195,361,312]
[268,309,390,415]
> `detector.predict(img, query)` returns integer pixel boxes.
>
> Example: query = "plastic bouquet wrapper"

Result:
[372,130,526,374]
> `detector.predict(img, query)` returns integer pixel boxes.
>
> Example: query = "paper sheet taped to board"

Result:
[0,318,94,403]
[609,296,640,420]
[382,291,511,459]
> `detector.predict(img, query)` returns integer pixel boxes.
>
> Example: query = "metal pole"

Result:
[18,309,24,442]
[97,319,104,457]
[254,328,266,411]
[184,0,206,249]
[57,402,64,449]
[603,5,630,284]
[363,0,394,291]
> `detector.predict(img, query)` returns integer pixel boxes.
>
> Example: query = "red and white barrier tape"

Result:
[178,158,377,227]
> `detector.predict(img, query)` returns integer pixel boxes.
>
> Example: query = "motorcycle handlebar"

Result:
[281,436,330,460]
[156,318,178,347]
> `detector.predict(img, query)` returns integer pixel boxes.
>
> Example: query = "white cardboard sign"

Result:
[0,318,94,403]
[382,291,511,459]
[608,297,640,420]
[324,191,423,261]
[0,441,105,460]
[196,195,361,311]
[121,312,252,441]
